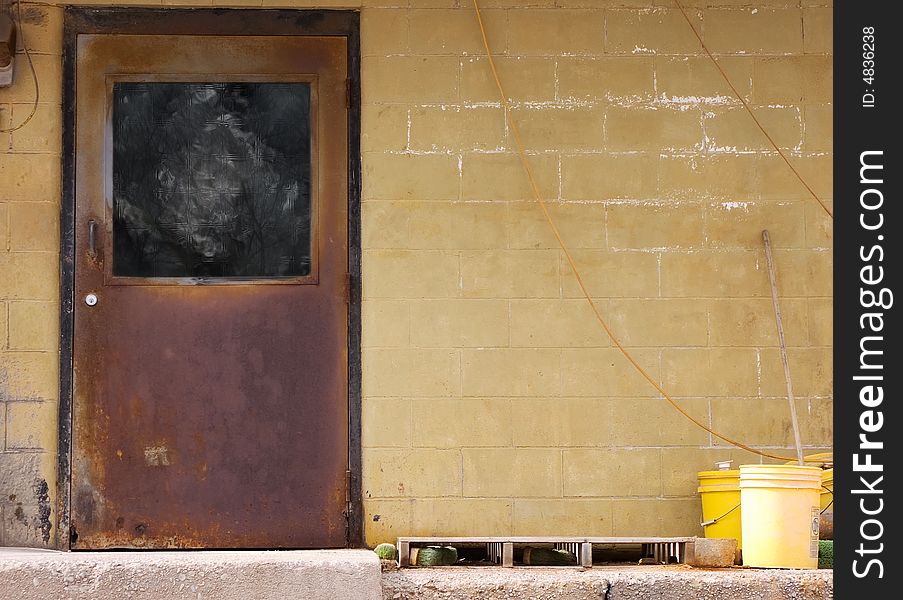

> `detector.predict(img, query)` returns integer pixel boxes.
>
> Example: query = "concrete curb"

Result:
[0,548,382,600]
[382,565,834,600]
[605,566,833,600]
[0,549,833,600]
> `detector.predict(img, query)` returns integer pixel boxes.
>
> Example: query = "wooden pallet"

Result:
[397,536,698,568]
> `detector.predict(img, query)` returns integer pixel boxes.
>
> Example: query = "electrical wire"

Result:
[470,0,827,464]
[0,0,40,133]
[672,0,833,219]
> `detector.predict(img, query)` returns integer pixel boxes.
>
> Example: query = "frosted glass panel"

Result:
[112,82,312,278]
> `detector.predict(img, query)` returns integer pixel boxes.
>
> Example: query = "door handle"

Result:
[87,220,97,258]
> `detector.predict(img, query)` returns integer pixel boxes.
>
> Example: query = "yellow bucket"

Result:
[698,470,741,549]
[739,465,822,568]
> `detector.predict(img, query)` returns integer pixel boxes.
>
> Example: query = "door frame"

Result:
[57,7,362,550]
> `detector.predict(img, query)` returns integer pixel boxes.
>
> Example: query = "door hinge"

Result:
[343,273,352,305]
[345,78,351,109]
[344,469,352,544]
[345,469,352,504]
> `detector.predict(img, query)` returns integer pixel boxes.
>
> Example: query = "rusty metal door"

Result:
[71,34,349,548]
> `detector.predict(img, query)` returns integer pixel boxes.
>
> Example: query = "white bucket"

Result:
[739,464,821,568]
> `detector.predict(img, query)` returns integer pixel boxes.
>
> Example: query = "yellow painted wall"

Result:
[0,0,833,547]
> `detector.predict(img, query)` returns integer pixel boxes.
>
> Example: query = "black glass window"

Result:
[112,82,312,278]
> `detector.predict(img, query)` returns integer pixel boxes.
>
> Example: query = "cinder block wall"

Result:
[0,0,833,548]
[358,0,833,545]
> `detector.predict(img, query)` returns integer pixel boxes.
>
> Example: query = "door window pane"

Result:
[112,82,312,278]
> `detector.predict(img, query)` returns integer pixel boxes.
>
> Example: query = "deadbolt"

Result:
[85,293,98,306]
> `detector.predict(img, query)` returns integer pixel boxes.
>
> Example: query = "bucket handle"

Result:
[701,502,741,527]
[820,484,834,513]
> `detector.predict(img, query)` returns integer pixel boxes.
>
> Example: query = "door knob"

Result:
[85,293,98,306]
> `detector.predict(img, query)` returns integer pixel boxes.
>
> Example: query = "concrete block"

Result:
[409,106,506,153]
[462,348,559,397]
[803,104,832,153]
[564,448,662,497]
[559,251,659,299]
[460,250,559,299]
[605,9,703,55]
[803,8,832,54]
[686,538,738,568]
[561,153,659,201]
[410,299,508,348]
[704,201,807,250]
[606,106,702,152]
[364,448,461,498]
[707,297,808,347]
[461,153,558,202]
[559,348,660,398]
[409,9,506,55]
[606,202,706,250]
[361,9,408,57]
[410,498,512,537]
[0,549,382,600]
[703,8,804,55]
[362,153,458,201]
[655,56,751,103]
[558,57,654,101]
[609,398,709,447]
[461,57,556,103]
[0,153,61,203]
[513,499,613,536]
[507,10,604,56]
[660,251,769,298]
[362,347,460,397]
[704,107,802,152]
[361,104,407,152]
[504,203,606,250]
[362,250,459,298]
[364,498,412,547]
[511,106,605,152]
[509,299,610,348]
[361,55,458,103]
[510,398,610,448]
[661,348,759,397]
[658,154,758,202]
[362,397,411,448]
[462,448,562,497]
[8,301,59,351]
[413,398,512,448]
[758,154,832,201]
[361,300,410,348]
[0,253,59,301]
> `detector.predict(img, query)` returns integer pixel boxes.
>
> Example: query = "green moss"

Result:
[374,543,397,560]
[818,540,833,569]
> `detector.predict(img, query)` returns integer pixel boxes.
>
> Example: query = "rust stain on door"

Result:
[71,34,350,549]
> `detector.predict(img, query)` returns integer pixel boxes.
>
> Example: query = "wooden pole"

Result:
[762,230,804,466]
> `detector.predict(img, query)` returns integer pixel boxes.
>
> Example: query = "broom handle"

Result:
[762,230,805,466]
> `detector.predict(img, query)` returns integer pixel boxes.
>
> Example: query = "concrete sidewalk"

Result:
[382,565,834,600]
[0,548,382,600]
[0,548,833,600]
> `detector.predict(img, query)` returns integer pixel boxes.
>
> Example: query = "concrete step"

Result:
[381,565,834,600]
[0,548,382,600]
[0,548,833,600]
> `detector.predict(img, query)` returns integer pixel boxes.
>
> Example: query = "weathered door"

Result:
[71,34,349,548]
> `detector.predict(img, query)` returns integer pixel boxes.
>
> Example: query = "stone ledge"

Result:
[0,548,833,600]
[0,548,382,600]
[382,565,833,600]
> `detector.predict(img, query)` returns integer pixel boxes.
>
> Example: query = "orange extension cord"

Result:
[471,0,829,463]
[672,0,833,219]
